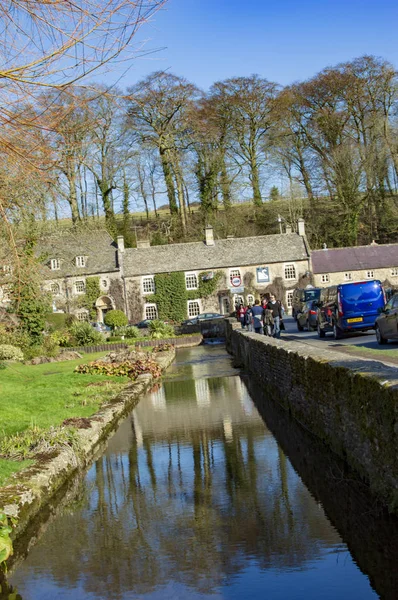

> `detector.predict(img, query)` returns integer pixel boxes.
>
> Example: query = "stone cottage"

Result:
[311,243,398,288]
[0,221,312,322]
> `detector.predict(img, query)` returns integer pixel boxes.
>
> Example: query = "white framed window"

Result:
[229,268,241,285]
[284,264,297,280]
[77,311,89,322]
[51,283,60,295]
[233,294,244,307]
[247,294,255,305]
[366,270,374,279]
[50,258,60,271]
[185,273,198,290]
[286,290,294,309]
[75,256,86,268]
[75,280,86,294]
[142,276,155,294]
[187,300,200,318]
[391,268,398,277]
[321,274,330,283]
[344,272,352,281]
[145,303,158,320]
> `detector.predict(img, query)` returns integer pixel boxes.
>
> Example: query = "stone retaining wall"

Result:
[225,319,398,512]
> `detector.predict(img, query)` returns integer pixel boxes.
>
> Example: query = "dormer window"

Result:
[75,256,86,268]
[50,258,60,271]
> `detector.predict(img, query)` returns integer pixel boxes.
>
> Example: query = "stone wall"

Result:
[225,319,398,512]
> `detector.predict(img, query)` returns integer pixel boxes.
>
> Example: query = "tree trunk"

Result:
[220,150,232,208]
[159,144,178,214]
[250,155,262,206]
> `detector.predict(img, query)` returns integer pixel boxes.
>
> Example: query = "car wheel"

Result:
[375,325,388,345]
[333,323,343,340]
[317,323,326,338]
[297,319,304,332]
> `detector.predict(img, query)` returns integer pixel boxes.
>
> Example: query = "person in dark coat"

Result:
[267,294,283,338]
[251,299,264,334]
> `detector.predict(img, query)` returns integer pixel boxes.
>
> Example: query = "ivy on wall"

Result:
[77,277,101,320]
[148,271,223,321]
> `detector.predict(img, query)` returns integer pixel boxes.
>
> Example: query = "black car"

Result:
[296,299,318,331]
[292,287,321,321]
[375,293,398,344]
[182,312,223,326]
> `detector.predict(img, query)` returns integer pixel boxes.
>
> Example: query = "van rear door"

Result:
[339,281,384,326]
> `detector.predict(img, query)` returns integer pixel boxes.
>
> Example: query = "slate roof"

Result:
[37,229,119,278]
[312,244,398,274]
[123,233,309,277]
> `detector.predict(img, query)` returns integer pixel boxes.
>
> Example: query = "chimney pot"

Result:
[285,225,292,234]
[297,218,305,236]
[205,225,215,246]
[117,235,125,253]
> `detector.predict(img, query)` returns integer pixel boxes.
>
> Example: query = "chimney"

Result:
[285,224,292,234]
[136,240,151,249]
[117,235,125,253]
[297,218,305,237]
[205,225,215,246]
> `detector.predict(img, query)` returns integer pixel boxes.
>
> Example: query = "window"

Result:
[77,311,89,322]
[188,300,200,317]
[284,264,296,280]
[286,290,294,309]
[50,258,60,270]
[145,303,158,320]
[185,273,198,290]
[233,294,244,307]
[321,274,330,283]
[344,272,352,281]
[75,256,86,268]
[51,283,60,295]
[229,269,241,286]
[142,276,155,294]
[391,268,398,277]
[247,294,255,305]
[75,280,85,294]
[366,270,374,279]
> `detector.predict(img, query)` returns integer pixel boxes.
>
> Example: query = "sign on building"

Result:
[256,267,270,283]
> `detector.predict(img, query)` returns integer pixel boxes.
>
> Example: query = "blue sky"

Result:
[122,0,398,90]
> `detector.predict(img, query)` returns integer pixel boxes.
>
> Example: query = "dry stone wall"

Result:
[225,319,398,512]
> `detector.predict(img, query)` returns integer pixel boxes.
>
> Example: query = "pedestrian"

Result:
[262,306,274,336]
[238,303,246,329]
[245,304,253,332]
[251,299,264,334]
[267,294,283,338]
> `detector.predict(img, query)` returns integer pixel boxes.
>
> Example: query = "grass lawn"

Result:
[337,344,398,365]
[0,352,129,485]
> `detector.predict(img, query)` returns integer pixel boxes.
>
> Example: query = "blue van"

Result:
[317,280,386,339]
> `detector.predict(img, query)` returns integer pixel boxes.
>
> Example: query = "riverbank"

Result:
[225,319,398,513]
[0,347,175,544]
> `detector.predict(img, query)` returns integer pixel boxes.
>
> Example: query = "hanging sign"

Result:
[231,276,242,287]
[256,267,270,283]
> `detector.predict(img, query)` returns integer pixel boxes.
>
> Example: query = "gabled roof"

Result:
[123,233,309,277]
[37,229,119,278]
[311,244,398,274]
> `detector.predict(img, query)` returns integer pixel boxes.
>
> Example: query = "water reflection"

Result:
[8,347,379,599]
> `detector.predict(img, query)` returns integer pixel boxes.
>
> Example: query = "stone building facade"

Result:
[311,244,398,289]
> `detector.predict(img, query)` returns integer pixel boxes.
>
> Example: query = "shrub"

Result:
[104,310,128,330]
[69,322,105,346]
[45,313,67,331]
[0,327,32,353]
[118,326,140,339]
[42,334,61,358]
[50,329,73,348]
[0,345,24,362]
[75,357,162,379]
[148,320,175,339]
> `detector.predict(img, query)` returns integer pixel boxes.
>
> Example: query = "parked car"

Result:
[296,299,318,331]
[91,322,111,332]
[134,319,152,329]
[292,287,321,321]
[317,280,385,340]
[182,312,223,326]
[375,293,398,344]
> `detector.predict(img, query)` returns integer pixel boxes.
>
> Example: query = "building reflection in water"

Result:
[8,346,384,600]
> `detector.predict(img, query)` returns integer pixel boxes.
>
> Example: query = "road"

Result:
[281,316,384,351]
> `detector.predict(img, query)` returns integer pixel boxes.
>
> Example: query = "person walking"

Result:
[263,306,274,336]
[267,294,283,338]
[237,303,246,329]
[251,299,264,334]
[245,304,253,332]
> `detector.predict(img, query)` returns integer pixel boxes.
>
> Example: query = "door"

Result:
[219,295,230,315]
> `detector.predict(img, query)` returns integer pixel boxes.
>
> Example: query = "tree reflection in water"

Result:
[8,346,379,600]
